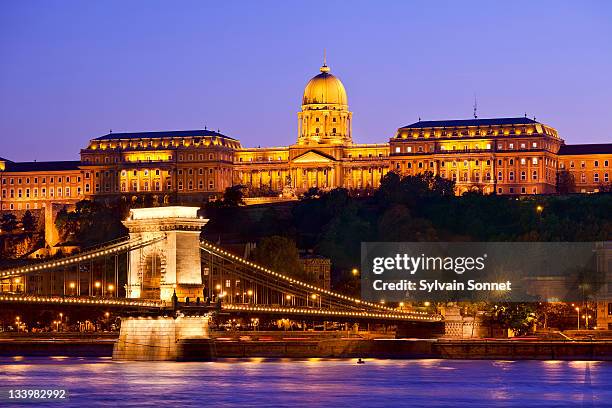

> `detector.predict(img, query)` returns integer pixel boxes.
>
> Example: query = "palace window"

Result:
[570,161,574,168]
[532,170,537,180]
[178,181,183,190]
[509,159,514,165]
[208,180,214,190]
[581,173,586,183]
[188,181,193,190]
[605,173,609,182]
[521,187,526,194]
[605,160,609,167]
[521,171,526,180]
[498,171,503,181]
[532,158,538,165]
[498,159,502,166]
[509,171,515,181]
[520,158,526,165]
[532,142,537,148]
[581,161,586,168]
[594,160,599,167]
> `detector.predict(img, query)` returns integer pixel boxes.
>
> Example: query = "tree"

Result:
[1,213,18,233]
[556,169,575,194]
[251,236,307,281]
[535,303,575,330]
[54,200,129,246]
[377,204,437,241]
[302,187,321,200]
[486,303,537,336]
[222,185,246,207]
[21,210,36,231]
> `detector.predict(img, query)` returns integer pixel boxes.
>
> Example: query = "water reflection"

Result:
[0,358,610,407]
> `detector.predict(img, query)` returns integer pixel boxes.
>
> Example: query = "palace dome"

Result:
[302,64,348,106]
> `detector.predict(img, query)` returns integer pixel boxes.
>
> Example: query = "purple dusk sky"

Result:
[1,1,611,162]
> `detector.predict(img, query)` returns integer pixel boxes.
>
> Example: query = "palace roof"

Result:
[400,117,540,129]
[94,129,235,141]
[3,160,81,173]
[558,143,612,155]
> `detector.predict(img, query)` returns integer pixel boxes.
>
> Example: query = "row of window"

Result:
[560,160,609,169]
[2,186,83,199]
[1,175,81,185]
[85,152,230,164]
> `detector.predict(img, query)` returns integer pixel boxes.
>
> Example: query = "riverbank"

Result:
[1,334,612,360]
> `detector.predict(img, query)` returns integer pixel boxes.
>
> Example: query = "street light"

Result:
[107,284,115,297]
[351,268,359,276]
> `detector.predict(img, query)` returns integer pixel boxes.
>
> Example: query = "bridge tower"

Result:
[122,206,208,302]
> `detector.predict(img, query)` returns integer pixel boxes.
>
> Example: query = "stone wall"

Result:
[112,315,210,361]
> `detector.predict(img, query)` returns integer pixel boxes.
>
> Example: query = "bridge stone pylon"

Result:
[122,206,208,302]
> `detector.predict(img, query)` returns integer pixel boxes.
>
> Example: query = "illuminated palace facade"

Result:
[1,61,611,212]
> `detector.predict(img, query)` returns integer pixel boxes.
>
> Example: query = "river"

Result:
[1,357,610,407]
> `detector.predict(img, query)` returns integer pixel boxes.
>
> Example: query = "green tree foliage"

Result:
[556,169,576,194]
[486,303,537,336]
[250,235,307,281]
[377,204,437,242]
[21,210,36,232]
[1,213,18,232]
[535,302,576,330]
[222,185,246,207]
[54,200,129,246]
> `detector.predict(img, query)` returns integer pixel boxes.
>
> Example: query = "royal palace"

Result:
[1,61,611,213]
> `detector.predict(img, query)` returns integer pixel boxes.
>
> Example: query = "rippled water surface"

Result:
[1,357,610,407]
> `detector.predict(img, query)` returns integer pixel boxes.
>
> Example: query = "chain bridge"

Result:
[0,206,441,325]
